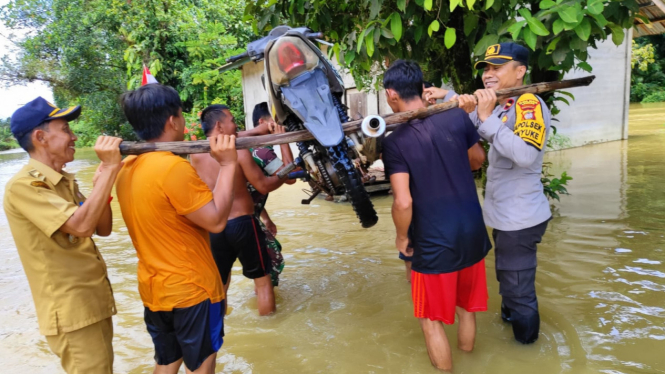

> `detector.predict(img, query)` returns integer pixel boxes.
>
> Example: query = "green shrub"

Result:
[642,90,665,103]
[0,117,18,151]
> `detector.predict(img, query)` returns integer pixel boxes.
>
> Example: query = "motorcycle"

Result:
[227,26,385,228]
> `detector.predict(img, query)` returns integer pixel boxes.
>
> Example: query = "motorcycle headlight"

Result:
[268,37,320,85]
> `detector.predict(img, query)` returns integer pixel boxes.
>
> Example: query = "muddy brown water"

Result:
[1,103,664,373]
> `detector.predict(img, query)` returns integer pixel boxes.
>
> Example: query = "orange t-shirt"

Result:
[116,151,224,311]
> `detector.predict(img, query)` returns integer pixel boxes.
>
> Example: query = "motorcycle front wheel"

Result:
[327,144,378,228]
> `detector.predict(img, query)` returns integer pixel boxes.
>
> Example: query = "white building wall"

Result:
[553,30,632,148]
[241,60,269,129]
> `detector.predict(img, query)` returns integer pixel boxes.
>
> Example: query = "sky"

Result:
[0,0,53,119]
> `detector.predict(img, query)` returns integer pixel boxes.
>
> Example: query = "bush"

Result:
[632,36,665,103]
[0,117,18,151]
[631,81,655,102]
[642,90,665,103]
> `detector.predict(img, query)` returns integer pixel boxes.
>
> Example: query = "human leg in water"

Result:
[419,318,453,372]
[492,220,548,344]
[455,306,477,352]
[223,272,231,316]
[497,268,539,344]
[254,274,275,316]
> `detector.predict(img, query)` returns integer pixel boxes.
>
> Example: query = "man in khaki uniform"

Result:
[3,97,123,374]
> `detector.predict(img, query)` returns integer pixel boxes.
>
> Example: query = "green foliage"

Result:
[542,164,572,201]
[1,0,253,143]
[0,117,18,151]
[540,125,572,201]
[183,111,206,142]
[1,0,128,140]
[642,90,665,103]
[246,0,620,202]
[119,0,252,125]
[631,35,665,103]
[631,40,655,72]
[546,130,572,150]
[246,0,639,94]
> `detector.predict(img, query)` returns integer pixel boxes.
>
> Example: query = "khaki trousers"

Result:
[46,317,114,374]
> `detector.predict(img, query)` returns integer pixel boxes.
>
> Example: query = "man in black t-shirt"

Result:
[382,60,492,371]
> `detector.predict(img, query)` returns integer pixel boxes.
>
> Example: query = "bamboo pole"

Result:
[119,75,595,155]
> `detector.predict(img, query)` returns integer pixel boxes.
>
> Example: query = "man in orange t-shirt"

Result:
[116,84,237,374]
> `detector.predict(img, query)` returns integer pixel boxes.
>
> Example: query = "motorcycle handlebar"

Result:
[227,51,249,63]
[227,31,323,63]
[305,32,324,40]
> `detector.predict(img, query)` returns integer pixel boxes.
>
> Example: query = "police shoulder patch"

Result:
[514,93,546,150]
[30,181,51,190]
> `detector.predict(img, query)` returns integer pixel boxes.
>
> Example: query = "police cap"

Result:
[474,43,529,70]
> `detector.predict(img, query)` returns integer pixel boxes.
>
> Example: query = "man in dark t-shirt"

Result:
[381,60,492,371]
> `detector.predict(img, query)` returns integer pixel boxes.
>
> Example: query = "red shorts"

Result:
[411,259,488,324]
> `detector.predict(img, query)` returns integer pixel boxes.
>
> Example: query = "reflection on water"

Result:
[0,103,664,373]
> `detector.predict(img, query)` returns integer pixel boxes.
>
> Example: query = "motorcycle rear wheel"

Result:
[327,144,378,228]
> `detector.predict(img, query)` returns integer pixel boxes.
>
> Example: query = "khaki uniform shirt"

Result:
[3,158,116,335]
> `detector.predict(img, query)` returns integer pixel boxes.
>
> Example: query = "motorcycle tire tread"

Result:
[328,144,379,228]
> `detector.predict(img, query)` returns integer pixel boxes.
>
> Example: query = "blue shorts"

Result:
[399,227,414,262]
[399,252,413,262]
[144,299,224,371]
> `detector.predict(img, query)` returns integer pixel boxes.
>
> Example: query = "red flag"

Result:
[142,64,159,86]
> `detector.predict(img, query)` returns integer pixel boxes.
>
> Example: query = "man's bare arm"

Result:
[95,204,113,237]
[270,124,296,184]
[89,163,113,237]
[260,208,278,236]
[60,137,122,238]
[238,150,287,195]
[390,173,413,256]
[468,142,486,171]
[190,153,220,191]
[185,135,237,233]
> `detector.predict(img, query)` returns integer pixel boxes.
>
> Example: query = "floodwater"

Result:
[0,103,664,373]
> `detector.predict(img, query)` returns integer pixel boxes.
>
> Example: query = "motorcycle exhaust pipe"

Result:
[361,115,386,138]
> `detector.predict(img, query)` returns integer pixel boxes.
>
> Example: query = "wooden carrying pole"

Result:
[119,75,595,155]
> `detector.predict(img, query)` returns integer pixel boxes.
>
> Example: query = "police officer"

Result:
[425,43,552,344]
[3,97,124,373]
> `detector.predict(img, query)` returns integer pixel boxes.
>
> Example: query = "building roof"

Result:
[635,0,665,37]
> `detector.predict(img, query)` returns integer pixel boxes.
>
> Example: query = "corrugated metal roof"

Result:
[635,0,665,37]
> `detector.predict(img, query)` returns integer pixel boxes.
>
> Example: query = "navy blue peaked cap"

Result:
[475,42,529,69]
[10,97,81,138]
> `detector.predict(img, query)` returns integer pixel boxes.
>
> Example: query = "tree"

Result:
[118,0,254,125]
[0,117,18,151]
[630,35,665,103]
[631,39,655,72]
[246,0,637,201]
[1,0,132,141]
[246,0,639,109]
[0,0,254,145]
